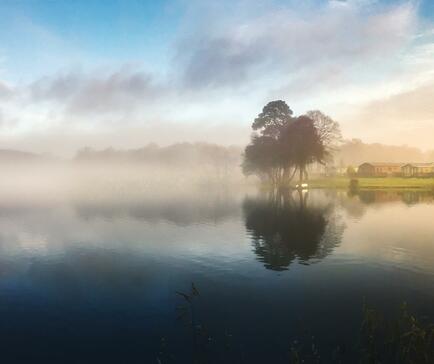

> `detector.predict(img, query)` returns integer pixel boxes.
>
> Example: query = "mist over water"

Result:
[0,163,433,362]
[0,156,245,204]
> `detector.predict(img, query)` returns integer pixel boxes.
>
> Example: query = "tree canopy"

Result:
[243,101,333,185]
[306,110,342,153]
[252,100,293,139]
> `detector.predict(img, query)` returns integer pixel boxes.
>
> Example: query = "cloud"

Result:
[0,0,432,155]
[357,82,434,123]
[0,81,13,99]
[341,82,434,149]
[29,68,164,115]
[0,107,19,130]
[175,0,417,90]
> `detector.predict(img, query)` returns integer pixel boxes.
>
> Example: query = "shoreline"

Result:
[306,177,434,191]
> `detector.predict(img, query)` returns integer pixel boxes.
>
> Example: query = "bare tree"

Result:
[306,110,342,153]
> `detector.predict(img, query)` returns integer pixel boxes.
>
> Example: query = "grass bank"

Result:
[306,177,434,190]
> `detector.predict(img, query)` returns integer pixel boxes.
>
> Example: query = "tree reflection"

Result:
[243,190,344,271]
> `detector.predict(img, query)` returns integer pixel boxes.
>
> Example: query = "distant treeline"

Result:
[0,149,41,161]
[1,139,432,170]
[75,143,243,168]
[73,139,434,170]
[334,139,434,167]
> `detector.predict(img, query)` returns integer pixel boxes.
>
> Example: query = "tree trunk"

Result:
[304,167,309,181]
[288,167,297,183]
[299,166,303,183]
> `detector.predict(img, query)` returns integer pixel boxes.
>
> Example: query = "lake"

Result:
[0,186,433,363]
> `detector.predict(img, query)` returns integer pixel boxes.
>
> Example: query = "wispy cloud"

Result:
[175,0,417,91]
[0,0,433,154]
[0,81,13,99]
[354,82,434,124]
[335,81,434,148]
[29,68,164,115]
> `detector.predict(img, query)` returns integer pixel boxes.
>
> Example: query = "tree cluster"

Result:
[242,100,340,185]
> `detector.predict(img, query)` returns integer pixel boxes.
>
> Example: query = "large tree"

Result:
[280,115,326,182]
[242,135,284,184]
[243,100,296,185]
[243,101,329,186]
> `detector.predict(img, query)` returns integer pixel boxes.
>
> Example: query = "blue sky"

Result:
[1,0,434,155]
[0,0,181,81]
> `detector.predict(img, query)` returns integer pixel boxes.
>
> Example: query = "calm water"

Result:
[0,187,433,362]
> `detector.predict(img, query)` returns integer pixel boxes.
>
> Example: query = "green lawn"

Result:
[306,177,434,190]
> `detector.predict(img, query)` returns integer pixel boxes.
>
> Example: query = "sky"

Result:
[0,0,434,156]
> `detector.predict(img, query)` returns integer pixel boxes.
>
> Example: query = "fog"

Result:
[1,137,434,205]
[0,143,250,213]
[334,139,434,166]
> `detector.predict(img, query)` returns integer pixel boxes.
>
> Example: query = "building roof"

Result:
[402,162,434,167]
[359,162,405,167]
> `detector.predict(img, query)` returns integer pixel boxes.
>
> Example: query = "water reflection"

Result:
[340,189,434,220]
[0,186,433,362]
[243,190,345,271]
[73,188,241,225]
[354,190,434,205]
